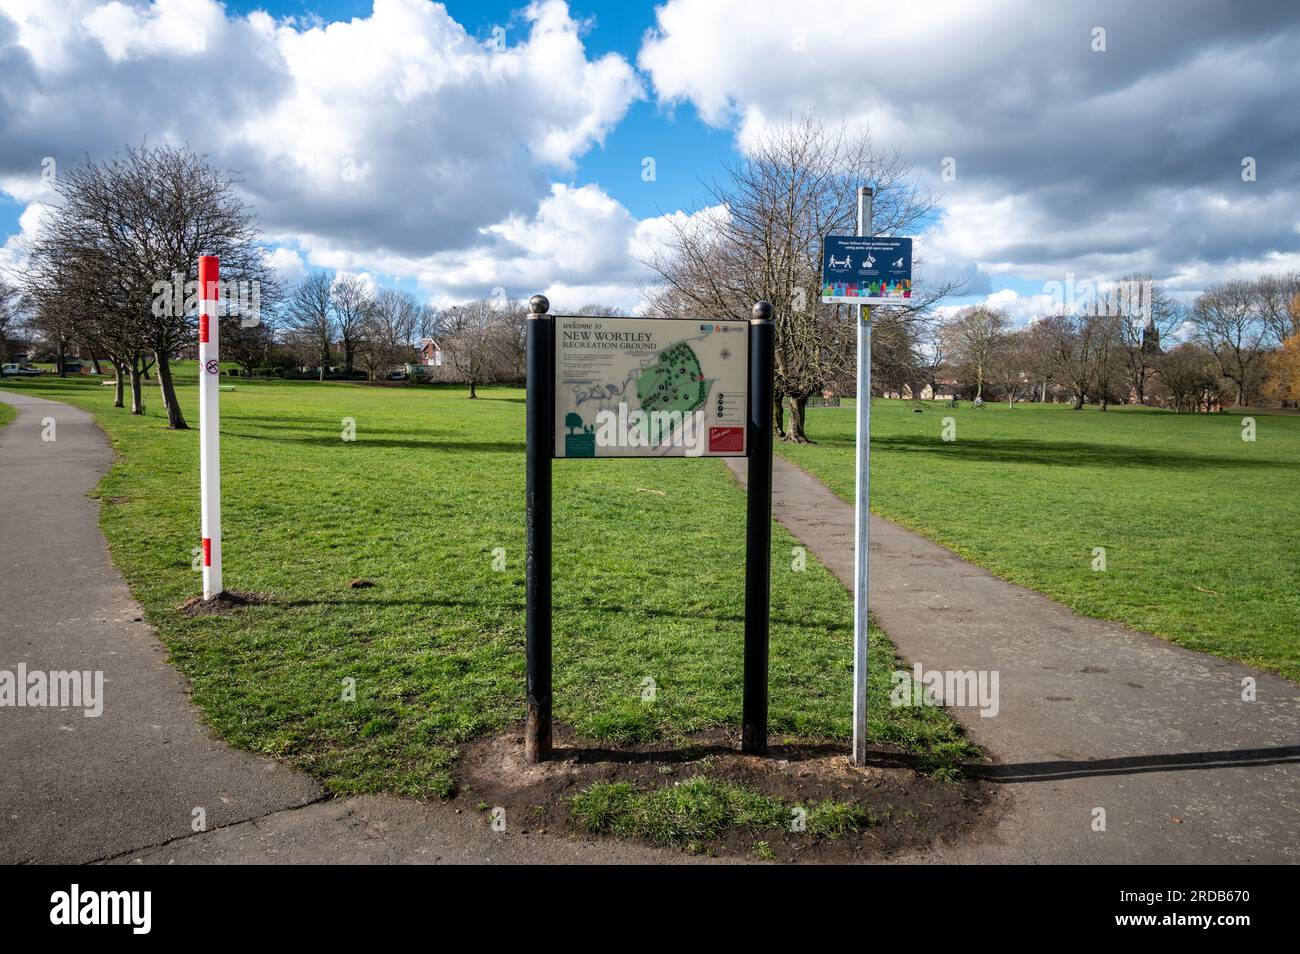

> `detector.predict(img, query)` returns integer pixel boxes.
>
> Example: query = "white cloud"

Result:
[0,0,645,300]
[264,246,307,286]
[639,0,1300,290]
[82,0,224,61]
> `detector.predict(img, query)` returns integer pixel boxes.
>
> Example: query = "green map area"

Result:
[636,341,711,415]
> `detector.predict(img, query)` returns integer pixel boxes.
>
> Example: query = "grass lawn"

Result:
[0,370,973,798]
[0,401,14,429]
[571,775,871,848]
[776,399,1300,681]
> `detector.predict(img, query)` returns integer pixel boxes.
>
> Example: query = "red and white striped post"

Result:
[198,255,223,600]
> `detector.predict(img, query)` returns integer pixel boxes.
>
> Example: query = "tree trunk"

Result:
[91,356,103,375]
[773,393,786,438]
[1072,392,1085,410]
[129,356,145,415]
[155,351,188,429]
[111,358,125,408]
[781,394,813,443]
[468,379,478,399]
[57,341,66,378]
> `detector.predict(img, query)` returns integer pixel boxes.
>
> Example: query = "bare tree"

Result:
[870,310,922,397]
[1022,317,1062,402]
[27,294,74,377]
[436,298,514,398]
[1255,273,1300,346]
[942,305,1009,399]
[1112,274,1183,405]
[221,312,277,375]
[1194,280,1269,407]
[358,288,424,380]
[0,277,22,363]
[25,145,274,427]
[284,273,335,380]
[915,317,949,399]
[1034,312,1095,409]
[642,113,956,442]
[330,275,373,376]
[1088,311,1126,410]
[495,295,536,381]
[1157,343,1223,412]
[988,328,1034,407]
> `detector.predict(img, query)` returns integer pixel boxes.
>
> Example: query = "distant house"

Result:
[1,338,34,363]
[880,379,961,401]
[419,338,445,368]
[407,337,462,382]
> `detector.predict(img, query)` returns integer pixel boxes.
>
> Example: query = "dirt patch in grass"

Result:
[455,724,1005,863]
[176,590,272,616]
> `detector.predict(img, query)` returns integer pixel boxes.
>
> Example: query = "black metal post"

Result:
[743,300,775,754]
[525,293,553,762]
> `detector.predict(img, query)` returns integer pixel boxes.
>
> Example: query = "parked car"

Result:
[1,363,42,377]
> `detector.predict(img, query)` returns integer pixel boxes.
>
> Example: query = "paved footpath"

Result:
[0,390,694,864]
[729,457,1300,863]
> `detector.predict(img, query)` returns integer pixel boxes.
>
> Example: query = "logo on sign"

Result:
[205,360,220,375]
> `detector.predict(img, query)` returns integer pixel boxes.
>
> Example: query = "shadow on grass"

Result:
[223,429,522,452]
[822,435,1296,470]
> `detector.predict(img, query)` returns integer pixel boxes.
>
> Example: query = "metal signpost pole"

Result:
[198,255,223,601]
[524,294,553,763]
[742,301,775,754]
[852,188,873,765]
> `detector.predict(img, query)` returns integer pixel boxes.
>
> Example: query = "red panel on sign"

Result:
[199,314,209,343]
[202,538,211,566]
[709,426,744,453]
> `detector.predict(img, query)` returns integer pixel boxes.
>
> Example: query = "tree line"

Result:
[1,144,592,423]
[7,137,1297,437]
[930,274,1300,411]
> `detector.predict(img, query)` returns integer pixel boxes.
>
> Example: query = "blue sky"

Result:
[2,0,1298,319]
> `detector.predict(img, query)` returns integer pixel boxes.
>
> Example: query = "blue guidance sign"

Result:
[821,236,913,305]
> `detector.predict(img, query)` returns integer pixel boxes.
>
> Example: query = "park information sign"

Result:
[821,235,913,304]
[553,315,749,458]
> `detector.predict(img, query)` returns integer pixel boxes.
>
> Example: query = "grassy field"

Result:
[0,401,14,429]
[777,399,1300,681]
[571,776,871,847]
[0,370,972,798]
